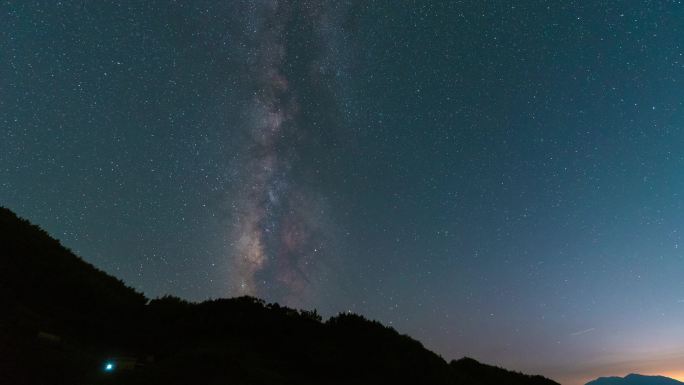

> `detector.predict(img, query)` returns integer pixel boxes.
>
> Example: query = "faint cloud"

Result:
[570,328,595,336]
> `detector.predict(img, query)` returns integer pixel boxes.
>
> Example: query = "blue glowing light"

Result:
[104,362,115,372]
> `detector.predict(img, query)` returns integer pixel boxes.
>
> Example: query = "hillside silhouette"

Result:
[0,207,561,385]
[586,374,684,385]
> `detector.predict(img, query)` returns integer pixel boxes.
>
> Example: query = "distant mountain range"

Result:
[587,374,684,385]
[0,206,560,385]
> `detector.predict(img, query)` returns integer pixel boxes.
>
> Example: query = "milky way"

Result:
[227,1,348,306]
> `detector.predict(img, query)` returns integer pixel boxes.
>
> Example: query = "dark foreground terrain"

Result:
[0,207,560,385]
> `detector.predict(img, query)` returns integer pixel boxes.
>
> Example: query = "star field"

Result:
[1,2,683,385]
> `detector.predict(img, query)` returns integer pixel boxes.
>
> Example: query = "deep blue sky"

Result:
[2,2,683,384]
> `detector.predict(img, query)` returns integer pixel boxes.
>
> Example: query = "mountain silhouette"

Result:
[0,206,561,385]
[587,374,684,385]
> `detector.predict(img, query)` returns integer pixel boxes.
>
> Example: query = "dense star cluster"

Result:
[1,2,683,385]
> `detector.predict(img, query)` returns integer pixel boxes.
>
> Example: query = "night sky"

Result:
[2,1,683,384]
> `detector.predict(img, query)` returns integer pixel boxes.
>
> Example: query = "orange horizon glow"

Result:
[559,367,684,385]
[535,351,684,385]
[653,371,684,383]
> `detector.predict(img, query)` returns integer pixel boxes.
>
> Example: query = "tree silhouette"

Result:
[1,207,561,385]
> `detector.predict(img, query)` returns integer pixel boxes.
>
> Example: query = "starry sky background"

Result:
[1,1,683,384]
